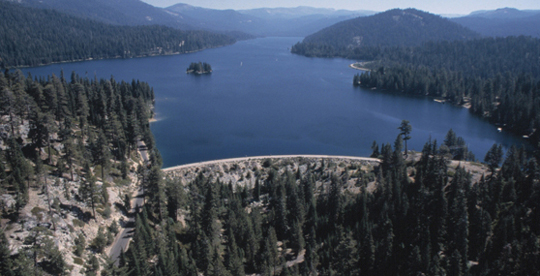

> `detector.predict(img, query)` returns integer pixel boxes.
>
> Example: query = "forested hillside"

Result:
[166,4,372,37]
[292,8,479,57]
[352,36,540,145]
[291,8,540,146]
[0,0,236,68]
[99,130,540,276]
[11,0,195,30]
[0,69,159,274]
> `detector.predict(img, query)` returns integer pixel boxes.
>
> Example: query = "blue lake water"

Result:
[23,37,528,167]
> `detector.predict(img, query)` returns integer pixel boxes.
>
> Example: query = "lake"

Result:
[23,37,528,167]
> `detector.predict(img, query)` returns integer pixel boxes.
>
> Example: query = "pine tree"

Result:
[262,227,279,276]
[166,177,184,221]
[101,255,129,276]
[79,167,100,219]
[62,135,78,181]
[398,120,412,157]
[145,165,167,220]
[225,226,245,276]
[6,138,32,207]
[91,226,108,253]
[94,130,111,181]
[12,252,35,276]
[201,181,220,246]
[446,167,469,275]
[332,230,358,275]
[0,228,13,276]
[40,237,67,275]
[85,255,100,276]
[484,144,504,172]
[370,141,380,158]
[74,232,86,257]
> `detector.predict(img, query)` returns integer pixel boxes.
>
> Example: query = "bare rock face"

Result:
[164,156,381,193]
[2,148,143,274]
[0,194,16,209]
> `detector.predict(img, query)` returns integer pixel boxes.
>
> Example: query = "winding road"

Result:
[108,189,145,264]
[108,140,148,264]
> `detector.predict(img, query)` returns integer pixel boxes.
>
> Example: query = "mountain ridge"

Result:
[166,3,375,36]
[0,0,236,67]
[8,0,196,29]
[300,8,480,50]
[451,8,540,37]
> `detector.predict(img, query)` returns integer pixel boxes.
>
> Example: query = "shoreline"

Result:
[349,62,372,71]
[162,154,380,172]
[7,44,234,69]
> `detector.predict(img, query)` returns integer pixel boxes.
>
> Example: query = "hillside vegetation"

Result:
[352,36,540,145]
[292,8,479,57]
[0,70,158,275]
[166,4,374,37]
[0,0,236,68]
[12,0,195,30]
[291,8,540,148]
[102,131,540,276]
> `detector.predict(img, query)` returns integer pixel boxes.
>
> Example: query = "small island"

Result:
[186,62,212,74]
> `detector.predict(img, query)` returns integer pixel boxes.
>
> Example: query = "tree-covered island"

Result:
[187,62,213,74]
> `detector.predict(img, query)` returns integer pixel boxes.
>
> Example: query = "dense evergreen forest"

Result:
[0,0,236,68]
[0,68,157,221]
[0,69,161,275]
[348,36,540,146]
[186,62,213,74]
[1,2,539,274]
[291,11,540,147]
[102,129,540,276]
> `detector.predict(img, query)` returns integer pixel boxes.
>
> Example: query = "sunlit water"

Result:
[23,37,528,167]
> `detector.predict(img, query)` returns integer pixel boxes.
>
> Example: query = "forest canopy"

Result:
[0,0,236,68]
[348,36,540,146]
[111,133,540,276]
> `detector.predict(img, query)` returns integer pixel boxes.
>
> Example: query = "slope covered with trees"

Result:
[0,69,160,274]
[96,128,540,276]
[352,36,540,145]
[0,0,236,68]
[292,8,540,147]
[0,69,158,213]
[292,8,479,58]
[12,0,195,30]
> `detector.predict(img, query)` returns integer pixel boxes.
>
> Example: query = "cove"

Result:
[22,37,527,167]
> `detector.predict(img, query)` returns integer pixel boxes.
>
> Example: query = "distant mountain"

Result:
[9,0,196,29]
[9,0,374,37]
[166,4,266,35]
[166,4,375,37]
[468,7,539,19]
[451,8,540,37]
[238,6,375,20]
[301,9,480,49]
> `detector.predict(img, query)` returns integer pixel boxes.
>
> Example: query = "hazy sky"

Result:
[141,0,539,15]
